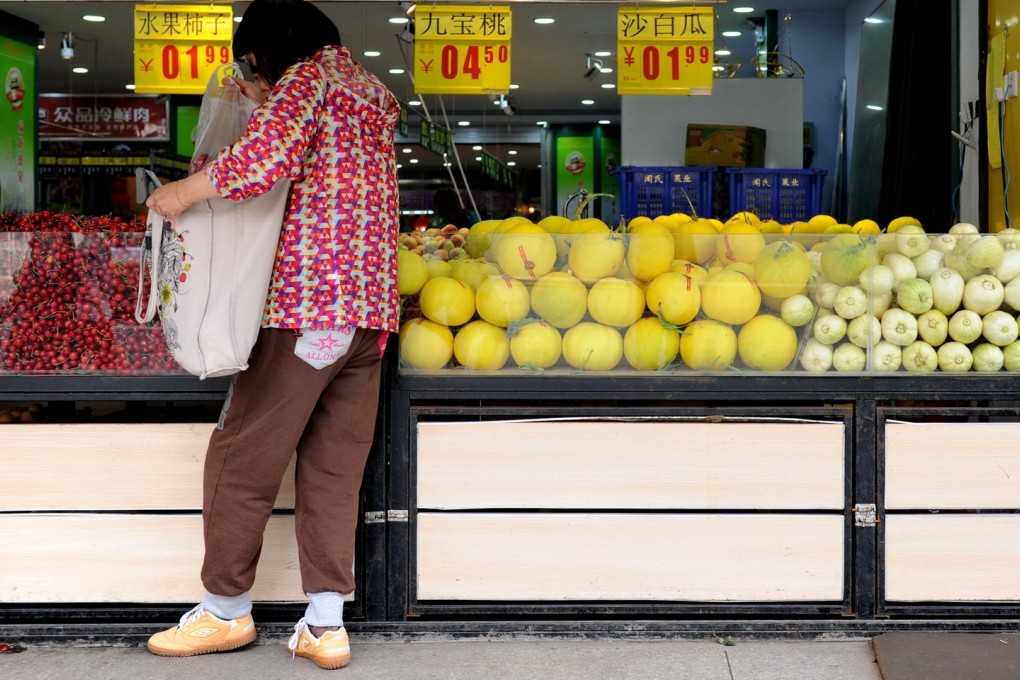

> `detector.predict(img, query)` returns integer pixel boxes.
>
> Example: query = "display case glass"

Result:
[0,211,183,375]
[396,218,1020,376]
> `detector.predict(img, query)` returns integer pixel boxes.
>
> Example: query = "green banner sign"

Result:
[0,33,36,212]
[481,150,513,186]
[419,119,452,156]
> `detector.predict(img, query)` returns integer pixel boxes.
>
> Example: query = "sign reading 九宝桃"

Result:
[617,7,714,96]
[133,4,234,95]
[414,5,511,95]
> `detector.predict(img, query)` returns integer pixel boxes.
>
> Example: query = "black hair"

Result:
[233,0,341,84]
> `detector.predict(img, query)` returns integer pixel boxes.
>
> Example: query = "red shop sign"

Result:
[38,94,170,141]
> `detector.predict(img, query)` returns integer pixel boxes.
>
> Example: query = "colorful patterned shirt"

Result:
[206,46,401,333]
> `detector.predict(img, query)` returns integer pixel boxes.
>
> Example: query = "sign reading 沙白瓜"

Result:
[617,7,714,96]
[414,5,511,95]
[133,4,234,95]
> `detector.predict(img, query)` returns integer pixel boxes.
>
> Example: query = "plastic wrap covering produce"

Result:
[396,212,1020,375]
[0,211,184,374]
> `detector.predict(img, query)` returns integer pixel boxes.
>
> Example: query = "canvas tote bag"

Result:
[135,64,290,379]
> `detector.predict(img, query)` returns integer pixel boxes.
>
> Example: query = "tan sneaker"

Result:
[147,604,256,657]
[287,618,351,669]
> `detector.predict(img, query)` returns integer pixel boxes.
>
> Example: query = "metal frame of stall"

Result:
[3,362,1020,643]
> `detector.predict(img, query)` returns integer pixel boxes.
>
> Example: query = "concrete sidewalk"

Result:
[0,636,881,680]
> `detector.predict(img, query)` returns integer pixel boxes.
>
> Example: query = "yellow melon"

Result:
[679,319,737,370]
[645,271,701,326]
[508,319,562,369]
[399,318,454,370]
[737,314,798,371]
[530,271,589,329]
[623,317,680,370]
[453,320,510,370]
[587,277,646,328]
[753,239,813,298]
[626,221,675,282]
[562,322,624,371]
[495,222,558,280]
[699,268,761,326]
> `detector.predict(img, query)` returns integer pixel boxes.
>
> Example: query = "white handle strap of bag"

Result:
[134,169,165,324]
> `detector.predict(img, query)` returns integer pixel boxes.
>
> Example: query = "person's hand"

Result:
[226,75,271,105]
[145,181,192,218]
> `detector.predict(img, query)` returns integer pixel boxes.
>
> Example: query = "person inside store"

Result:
[427,186,479,230]
[143,0,401,669]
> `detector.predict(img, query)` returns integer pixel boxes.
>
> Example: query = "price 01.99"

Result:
[627,44,711,81]
[161,44,231,80]
[436,44,509,80]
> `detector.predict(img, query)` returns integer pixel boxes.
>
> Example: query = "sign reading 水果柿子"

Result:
[133,4,234,95]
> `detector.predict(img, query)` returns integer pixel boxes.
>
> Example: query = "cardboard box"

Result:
[684,124,767,167]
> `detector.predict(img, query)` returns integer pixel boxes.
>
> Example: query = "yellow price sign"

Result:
[133,4,234,94]
[617,7,714,96]
[414,5,511,95]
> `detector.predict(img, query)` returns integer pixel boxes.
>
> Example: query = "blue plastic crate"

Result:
[726,168,827,223]
[616,166,717,221]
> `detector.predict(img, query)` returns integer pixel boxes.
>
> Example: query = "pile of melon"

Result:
[397,212,1020,374]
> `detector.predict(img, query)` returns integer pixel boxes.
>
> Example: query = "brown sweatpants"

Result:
[200,326,385,598]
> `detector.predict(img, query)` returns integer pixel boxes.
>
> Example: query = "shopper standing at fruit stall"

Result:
[143,0,400,670]
[427,186,479,230]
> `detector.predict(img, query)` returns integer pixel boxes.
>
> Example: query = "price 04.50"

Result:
[625,44,711,81]
[159,44,231,80]
[434,44,508,80]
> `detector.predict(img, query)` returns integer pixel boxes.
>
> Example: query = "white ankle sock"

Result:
[305,591,345,628]
[201,591,252,620]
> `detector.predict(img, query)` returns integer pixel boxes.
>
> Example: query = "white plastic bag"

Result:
[135,64,290,380]
[189,63,255,175]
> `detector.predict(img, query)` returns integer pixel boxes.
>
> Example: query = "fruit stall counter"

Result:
[5,210,1020,638]
[387,370,1020,634]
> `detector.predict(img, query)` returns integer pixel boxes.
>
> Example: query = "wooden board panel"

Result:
[417,420,845,510]
[0,514,309,603]
[885,422,1020,509]
[0,424,296,511]
[885,515,1020,601]
[416,513,844,601]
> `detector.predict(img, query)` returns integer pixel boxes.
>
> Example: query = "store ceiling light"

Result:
[534,18,555,25]
[364,50,381,57]
[601,83,615,89]
[125,84,135,90]
[722,31,742,37]
[599,120,611,125]
[72,67,89,74]
[581,99,595,105]
[594,51,612,57]
[82,15,105,22]
[733,7,755,13]
[457,121,470,127]
[389,17,409,24]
